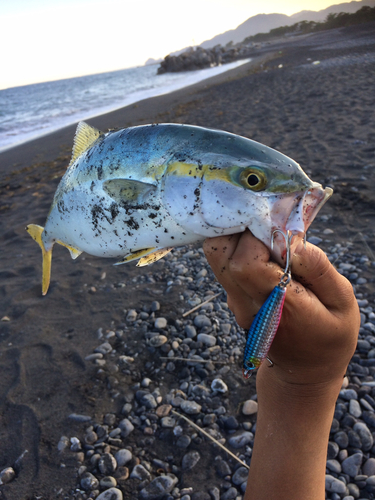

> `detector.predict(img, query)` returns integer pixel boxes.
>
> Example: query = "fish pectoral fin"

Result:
[114,247,156,265]
[69,121,103,167]
[26,224,52,296]
[137,248,173,267]
[103,179,156,205]
[56,240,83,260]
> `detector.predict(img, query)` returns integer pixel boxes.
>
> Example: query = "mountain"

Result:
[200,0,375,49]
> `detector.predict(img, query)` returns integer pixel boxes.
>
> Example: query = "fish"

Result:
[26,121,332,295]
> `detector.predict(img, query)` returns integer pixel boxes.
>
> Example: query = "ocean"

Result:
[0,59,250,153]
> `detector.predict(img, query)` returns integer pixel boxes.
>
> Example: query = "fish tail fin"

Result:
[26,224,52,296]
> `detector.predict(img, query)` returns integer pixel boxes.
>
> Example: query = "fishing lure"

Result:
[243,230,293,378]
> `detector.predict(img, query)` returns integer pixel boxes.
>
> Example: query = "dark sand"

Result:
[1,22,375,500]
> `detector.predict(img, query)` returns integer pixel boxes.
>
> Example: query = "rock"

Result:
[80,472,99,490]
[208,487,220,500]
[193,315,211,328]
[228,431,253,449]
[342,453,363,477]
[326,459,342,474]
[180,400,202,414]
[363,458,375,476]
[327,441,340,459]
[151,301,161,311]
[0,467,15,485]
[130,464,151,481]
[242,400,258,415]
[308,236,323,245]
[197,333,216,347]
[98,453,117,475]
[211,378,228,393]
[126,309,137,322]
[96,488,123,500]
[100,476,117,489]
[115,449,132,466]
[119,418,134,437]
[154,317,167,329]
[182,451,201,470]
[220,487,238,500]
[349,399,362,418]
[325,475,347,494]
[185,325,197,338]
[94,342,113,355]
[149,335,168,347]
[353,422,373,451]
[139,475,178,500]
[334,431,349,449]
[176,435,191,448]
[161,417,176,428]
[232,466,249,485]
[215,458,232,478]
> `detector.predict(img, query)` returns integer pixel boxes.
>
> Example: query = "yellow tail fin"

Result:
[26,224,52,296]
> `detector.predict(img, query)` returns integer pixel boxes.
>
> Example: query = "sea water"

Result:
[0,59,250,152]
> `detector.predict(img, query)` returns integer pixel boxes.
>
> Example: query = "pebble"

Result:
[126,309,137,322]
[139,475,178,500]
[115,449,132,466]
[363,458,375,476]
[220,487,238,500]
[242,400,258,415]
[182,451,201,470]
[154,317,168,329]
[353,422,373,451]
[96,488,123,500]
[98,453,117,475]
[193,315,211,328]
[130,464,152,481]
[228,431,253,449]
[180,400,202,414]
[0,467,15,485]
[211,378,228,393]
[325,475,347,494]
[119,418,134,437]
[232,466,249,485]
[349,399,362,418]
[197,333,216,346]
[148,335,168,347]
[342,453,363,477]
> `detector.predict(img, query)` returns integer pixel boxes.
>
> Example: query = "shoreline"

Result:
[0,53,275,181]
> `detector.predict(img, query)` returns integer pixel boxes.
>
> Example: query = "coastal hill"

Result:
[200,0,375,49]
[157,0,375,74]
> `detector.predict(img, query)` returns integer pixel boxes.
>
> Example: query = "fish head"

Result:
[196,154,332,265]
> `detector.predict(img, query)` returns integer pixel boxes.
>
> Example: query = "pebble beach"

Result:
[0,21,375,500]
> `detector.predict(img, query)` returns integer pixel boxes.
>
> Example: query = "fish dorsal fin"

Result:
[69,121,103,167]
[103,179,156,205]
[137,247,173,267]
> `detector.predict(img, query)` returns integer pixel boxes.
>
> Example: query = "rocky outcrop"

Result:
[157,44,258,74]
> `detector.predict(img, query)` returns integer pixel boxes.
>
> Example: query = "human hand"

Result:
[203,230,360,388]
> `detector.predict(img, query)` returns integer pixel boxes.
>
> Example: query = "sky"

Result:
[1,0,355,90]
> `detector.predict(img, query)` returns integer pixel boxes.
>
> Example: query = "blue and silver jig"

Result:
[243,230,293,378]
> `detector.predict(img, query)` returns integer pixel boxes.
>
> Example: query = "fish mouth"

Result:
[269,183,333,264]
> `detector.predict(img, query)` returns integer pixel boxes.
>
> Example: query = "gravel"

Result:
[54,228,375,500]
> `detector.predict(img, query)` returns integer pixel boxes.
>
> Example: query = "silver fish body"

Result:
[27,122,332,294]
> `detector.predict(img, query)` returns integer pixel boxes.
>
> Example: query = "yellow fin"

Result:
[26,224,53,296]
[114,247,156,266]
[56,240,83,260]
[103,179,156,204]
[69,121,103,167]
[137,248,173,267]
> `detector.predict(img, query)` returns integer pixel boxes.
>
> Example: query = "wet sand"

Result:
[0,21,375,500]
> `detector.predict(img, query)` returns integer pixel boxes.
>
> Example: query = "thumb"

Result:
[291,241,355,311]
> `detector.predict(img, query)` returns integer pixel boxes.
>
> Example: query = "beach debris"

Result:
[26,121,332,295]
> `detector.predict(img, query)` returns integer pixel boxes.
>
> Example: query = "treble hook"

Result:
[271,229,293,288]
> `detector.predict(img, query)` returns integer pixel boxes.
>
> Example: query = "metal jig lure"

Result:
[243,230,293,378]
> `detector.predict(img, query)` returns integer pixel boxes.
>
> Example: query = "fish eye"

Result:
[247,174,261,187]
[239,168,267,191]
